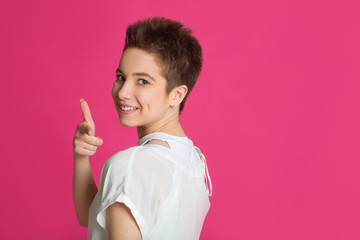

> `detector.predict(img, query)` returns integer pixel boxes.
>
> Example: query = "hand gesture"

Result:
[73,99,103,157]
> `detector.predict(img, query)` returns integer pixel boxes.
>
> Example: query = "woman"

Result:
[73,17,212,240]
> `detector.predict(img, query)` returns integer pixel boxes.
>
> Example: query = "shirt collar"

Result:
[137,132,189,146]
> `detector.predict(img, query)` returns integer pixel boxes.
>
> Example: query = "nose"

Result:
[117,79,133,100]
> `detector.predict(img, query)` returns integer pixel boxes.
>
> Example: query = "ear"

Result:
[170,85,188,106]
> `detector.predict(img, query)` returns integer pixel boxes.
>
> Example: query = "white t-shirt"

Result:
[87,132,212,240]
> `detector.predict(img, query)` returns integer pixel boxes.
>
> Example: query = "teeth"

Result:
[121,106,137,111]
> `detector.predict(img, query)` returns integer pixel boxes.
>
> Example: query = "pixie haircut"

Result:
[123,16,203,114]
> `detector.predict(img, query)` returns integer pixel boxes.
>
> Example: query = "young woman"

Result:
[73,17,212,240]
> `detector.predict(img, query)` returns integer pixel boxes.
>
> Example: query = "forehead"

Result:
[119,48,162,76]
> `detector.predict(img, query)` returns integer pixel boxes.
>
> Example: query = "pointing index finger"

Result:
[80,99,93,122]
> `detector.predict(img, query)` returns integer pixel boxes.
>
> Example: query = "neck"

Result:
[137,114,186,139]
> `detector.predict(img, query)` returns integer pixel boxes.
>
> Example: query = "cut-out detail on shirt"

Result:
[137,132,188,147]
[145,139,171,149]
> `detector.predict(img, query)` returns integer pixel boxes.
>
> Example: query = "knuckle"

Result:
[74,138,82,146]
[75,128,81,136]
[74,146,80,153]
[77,122,84,129]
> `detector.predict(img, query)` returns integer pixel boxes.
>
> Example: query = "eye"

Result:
[116,74,125,81]
[138,79,149,85]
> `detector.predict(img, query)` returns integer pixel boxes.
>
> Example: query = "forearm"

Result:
[72,154,98,227]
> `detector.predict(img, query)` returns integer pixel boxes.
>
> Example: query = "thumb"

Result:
[80,99,95,135]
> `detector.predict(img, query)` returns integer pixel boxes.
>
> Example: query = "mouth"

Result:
[120,105,138,111]
[118,104,139,114]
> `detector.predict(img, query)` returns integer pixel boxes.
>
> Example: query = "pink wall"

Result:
[1,0,359,239]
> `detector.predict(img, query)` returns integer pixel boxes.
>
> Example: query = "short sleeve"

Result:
[95,147,175,238]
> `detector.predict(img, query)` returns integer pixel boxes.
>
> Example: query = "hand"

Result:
[73,99,103,157]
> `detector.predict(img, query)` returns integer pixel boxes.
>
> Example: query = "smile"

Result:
[120,106,138,111]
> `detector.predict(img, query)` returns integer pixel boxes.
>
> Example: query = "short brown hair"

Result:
[123,16,203,114]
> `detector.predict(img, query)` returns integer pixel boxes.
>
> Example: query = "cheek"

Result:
[150,95,169,111]
[137,94,154,109]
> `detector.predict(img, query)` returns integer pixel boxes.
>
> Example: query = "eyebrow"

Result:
[116,68,157,82]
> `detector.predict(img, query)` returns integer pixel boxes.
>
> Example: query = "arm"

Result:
[106,202,142,240]
[72,155,98,227]
[72,99,103,227]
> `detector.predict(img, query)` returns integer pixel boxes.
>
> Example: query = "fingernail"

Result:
[80,98,84,102]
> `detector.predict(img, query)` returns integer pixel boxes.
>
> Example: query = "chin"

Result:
[119,118,139,128]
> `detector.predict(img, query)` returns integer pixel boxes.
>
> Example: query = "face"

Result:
[112,47,174,130]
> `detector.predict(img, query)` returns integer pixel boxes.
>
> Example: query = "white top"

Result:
[87,132,212,240]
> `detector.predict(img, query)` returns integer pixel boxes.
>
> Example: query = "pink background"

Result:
[1,0,359,239]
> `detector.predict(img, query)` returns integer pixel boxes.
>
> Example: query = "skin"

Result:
[107,47,188,239]
[73,47,188,238]
[72,99,103,227]
[112,47,188,140]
